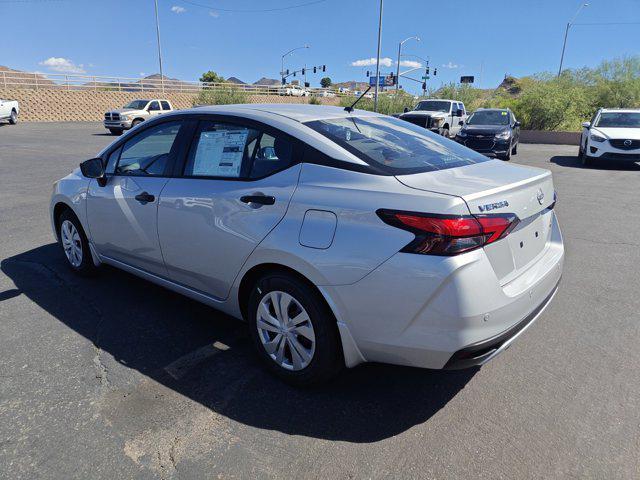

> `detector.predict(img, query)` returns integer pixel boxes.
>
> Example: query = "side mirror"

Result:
[403,107,409,113]
[456,109,464,117]
[458,120,464,126]
[80,158,106,186]
[582,121,591,129]
[514,121,521,127]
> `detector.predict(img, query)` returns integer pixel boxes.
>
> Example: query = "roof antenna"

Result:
[344,85,373,113]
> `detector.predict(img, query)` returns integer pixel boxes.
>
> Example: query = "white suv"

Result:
[579,108,640,166]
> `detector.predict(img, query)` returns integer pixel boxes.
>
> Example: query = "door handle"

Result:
[240,195,275,206]
[134,192,155,204]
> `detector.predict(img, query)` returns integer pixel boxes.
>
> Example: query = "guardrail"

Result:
[0,71,351,97]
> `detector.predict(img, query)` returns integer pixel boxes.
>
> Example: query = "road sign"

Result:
[460,75,475,84]
[421,76,430,80]
[369,75,396,87]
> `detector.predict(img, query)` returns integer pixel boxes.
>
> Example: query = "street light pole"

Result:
[396,36,420,93]
[558,2,589,77]
[373,0,383,112]
[153,0,164,93]
[281,45,309,85]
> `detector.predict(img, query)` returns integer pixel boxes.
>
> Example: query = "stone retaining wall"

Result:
[0,88,341,122]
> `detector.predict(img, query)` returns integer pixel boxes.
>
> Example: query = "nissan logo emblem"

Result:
[536,189,545,205]
[624,139,632,147]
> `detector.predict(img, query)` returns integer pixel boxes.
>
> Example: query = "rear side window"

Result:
[116,121,181,175]
[183,120,293,179]
[148,101,161,111]
[161,101,171,110]
[304,115,489,175]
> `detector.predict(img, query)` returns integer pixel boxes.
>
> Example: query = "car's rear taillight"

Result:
[377,209,520,256]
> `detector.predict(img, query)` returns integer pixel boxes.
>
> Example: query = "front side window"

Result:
[415,100,451,113]
[183,121,294,179]
[116,121,182,175]
[466,110,511,126]
[595,112,640,128]
[148,101,161,111]
[305,115,489,175]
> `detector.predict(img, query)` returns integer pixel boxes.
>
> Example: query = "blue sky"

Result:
[1,0,638,93]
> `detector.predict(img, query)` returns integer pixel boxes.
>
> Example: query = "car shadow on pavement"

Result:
[2,244,477,443]
[550,155,640,171]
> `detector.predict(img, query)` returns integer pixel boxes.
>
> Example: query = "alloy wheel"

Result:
[61,220,83,267]
[256,291,316,371]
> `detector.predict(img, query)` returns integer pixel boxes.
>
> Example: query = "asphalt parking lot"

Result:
[1,122,639,479]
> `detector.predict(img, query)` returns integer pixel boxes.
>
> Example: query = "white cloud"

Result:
[400,60,422,68]
[39,57,85,74]
[442,61,460,69]
[209,10,219,17]
[171,5,186,13]
[351,57,393,67]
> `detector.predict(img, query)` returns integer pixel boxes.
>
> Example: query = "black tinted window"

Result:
[116,121,181,175]
[161,101,171,110]
[149,101,161,111]
[305,116,489,175]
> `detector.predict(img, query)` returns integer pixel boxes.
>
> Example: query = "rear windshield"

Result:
[467,110,510,125]
[304,115,489,175]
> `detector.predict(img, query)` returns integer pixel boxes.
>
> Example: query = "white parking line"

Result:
[163,341,231,380]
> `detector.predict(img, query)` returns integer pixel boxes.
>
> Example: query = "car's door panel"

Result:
[157,117,301,299]
[158,166,301,298]
[86,120,187,276]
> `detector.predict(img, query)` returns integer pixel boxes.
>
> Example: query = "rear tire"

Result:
[57,210,98,276]
[8,110,18,125]
[248,272,343,386]
[108,128,123,135]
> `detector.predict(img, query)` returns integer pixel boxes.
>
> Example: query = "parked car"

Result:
[103,99,173,135]
[455,108,520,161]
[314,90,336,98]
[279,85,309,97]
[399,99,467,137]
[0,98,19,125]
[579,108,640,166]
[51,104,563,385]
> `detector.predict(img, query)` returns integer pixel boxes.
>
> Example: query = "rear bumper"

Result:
[324,211,564,370]
[443,277,560,369]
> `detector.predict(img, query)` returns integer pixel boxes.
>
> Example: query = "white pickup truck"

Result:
[103,99,173,135]
[0,99,19,125]
[399,99,467,137]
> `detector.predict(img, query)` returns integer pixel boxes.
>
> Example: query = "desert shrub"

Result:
[193,85,248,106]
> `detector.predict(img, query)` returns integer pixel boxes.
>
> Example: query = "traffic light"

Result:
[322,65,326,72]
[366,70,370,77]
[313,66,317,74]
[422,82,426,90]
[426,67,429,75]
[286,69,289,75]
[301,68,305,75]
[434,68,438,76]
[293,71,296,77]
[282,78,286,85]
[304,82,310,88]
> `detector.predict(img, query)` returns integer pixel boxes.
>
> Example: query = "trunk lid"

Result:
[396,160,556,283]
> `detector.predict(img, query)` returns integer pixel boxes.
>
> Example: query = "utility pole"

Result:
[558,3,589,77]
[153,0,164,92]
[373,0,383,112]
[396,36,420,93]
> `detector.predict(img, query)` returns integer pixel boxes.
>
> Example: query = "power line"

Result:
[176,0,329,13]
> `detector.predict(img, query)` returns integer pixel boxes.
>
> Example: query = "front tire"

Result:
[440,126,450,138]
[248,272,343,386]
[131,119,143,128]
[9,110,18,125]
[57,210,97,276]
[108,128,123,135]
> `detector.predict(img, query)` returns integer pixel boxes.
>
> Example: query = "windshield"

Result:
[415,100,451,113]
[124,100,150,109]
[304,116,489,175]
[467,110,510,126]
[595,112,640,128]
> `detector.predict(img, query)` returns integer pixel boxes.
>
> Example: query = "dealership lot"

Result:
[1,122,639,479]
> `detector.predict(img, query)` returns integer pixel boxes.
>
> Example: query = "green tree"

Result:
[320,77,332,88]
[199,70,225,84]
